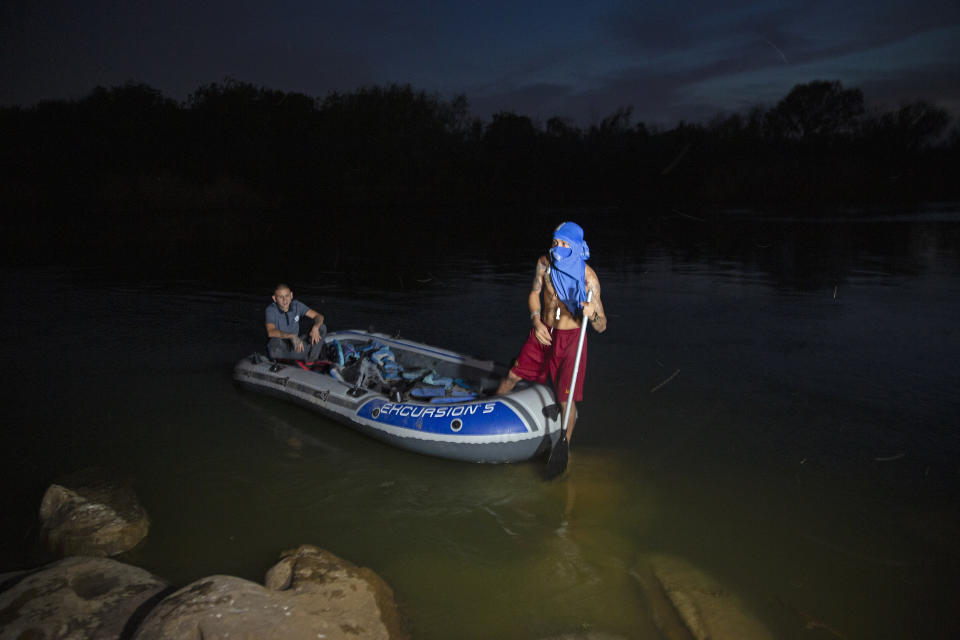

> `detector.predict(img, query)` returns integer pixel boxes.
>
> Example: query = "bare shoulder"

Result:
[585,265,602,288]
[535,255,551,278]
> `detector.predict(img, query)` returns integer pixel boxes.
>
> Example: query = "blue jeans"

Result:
[267,325,326,361]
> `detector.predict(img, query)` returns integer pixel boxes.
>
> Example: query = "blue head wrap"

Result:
[549,222,590,316]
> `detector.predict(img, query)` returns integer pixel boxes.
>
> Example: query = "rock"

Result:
[39,467,151,557]
[0,556,170,640]
[628,563,695,640]
[263,554,294,591]
[634,554,774,640]
[134,544,407,639]
[0,571,27,589]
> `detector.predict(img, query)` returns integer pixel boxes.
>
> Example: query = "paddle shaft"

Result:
[562,291,591,433]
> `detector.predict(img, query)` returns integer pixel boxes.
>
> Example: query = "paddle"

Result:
[545,291,591,479]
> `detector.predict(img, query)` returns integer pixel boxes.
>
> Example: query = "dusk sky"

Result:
[3,0,958,126]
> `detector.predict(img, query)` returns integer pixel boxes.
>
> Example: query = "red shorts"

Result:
[510,326,588,403]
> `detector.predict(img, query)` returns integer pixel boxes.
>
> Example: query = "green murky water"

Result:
[3,213,959,638]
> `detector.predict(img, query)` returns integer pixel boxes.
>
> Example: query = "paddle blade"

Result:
[544,432,569,479]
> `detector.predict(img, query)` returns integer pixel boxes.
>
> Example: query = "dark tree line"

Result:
[1,78,957,267]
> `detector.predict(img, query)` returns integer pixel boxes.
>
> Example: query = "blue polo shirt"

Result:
[265,300,311,336]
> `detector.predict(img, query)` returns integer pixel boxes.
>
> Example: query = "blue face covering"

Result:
[549,222,590,316]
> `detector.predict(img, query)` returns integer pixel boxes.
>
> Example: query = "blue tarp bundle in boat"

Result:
[327,340,481,400]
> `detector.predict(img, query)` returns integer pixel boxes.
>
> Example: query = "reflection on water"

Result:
[2,214,959,638]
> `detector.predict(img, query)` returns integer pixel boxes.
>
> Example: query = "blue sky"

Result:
[2,0,958,126]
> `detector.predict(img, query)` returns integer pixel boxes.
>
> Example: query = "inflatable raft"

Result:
[233,329,563,463]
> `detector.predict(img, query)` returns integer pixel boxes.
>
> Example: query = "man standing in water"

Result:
[496,222,607,444]
[265,283,326,361]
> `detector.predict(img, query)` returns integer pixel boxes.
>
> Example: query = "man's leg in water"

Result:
[563,398,578,444]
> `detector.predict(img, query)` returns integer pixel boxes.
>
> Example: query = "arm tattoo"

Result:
[532,262,545,292]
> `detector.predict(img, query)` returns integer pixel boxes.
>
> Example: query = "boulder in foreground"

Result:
[134,544,407,639]
[39,467,151,557]
[0,556,170,639]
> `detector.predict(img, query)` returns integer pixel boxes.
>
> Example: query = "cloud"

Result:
[468,1,960,126]
[2,0,957,126]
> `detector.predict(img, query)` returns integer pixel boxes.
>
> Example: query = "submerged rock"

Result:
[0,556,170,639]
[629,563,695,640]
[134,544,407,639]
[39,467,151,557]
[632,554,774,640]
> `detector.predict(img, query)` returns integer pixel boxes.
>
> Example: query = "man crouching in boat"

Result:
[265,283,326,361]
[496,222,607,444]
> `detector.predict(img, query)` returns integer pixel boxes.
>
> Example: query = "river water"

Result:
[2,210,959,638]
